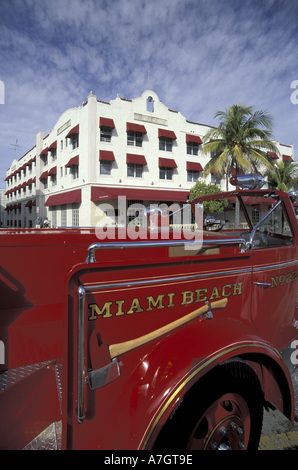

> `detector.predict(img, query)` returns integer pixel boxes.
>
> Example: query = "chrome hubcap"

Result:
[187,393,250,450]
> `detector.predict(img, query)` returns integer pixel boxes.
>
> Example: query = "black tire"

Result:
[153,361,264,450]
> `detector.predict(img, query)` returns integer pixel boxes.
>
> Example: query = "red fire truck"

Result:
[0,176,297,450]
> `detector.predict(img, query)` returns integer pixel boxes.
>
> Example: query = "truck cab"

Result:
[0,180,297,450]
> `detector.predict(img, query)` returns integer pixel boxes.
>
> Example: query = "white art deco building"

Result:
[4,90,295,228]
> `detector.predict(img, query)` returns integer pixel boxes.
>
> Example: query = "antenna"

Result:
[9,138,22,158]
[148,69,150,90]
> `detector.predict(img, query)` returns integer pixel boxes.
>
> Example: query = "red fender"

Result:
[97,317,294,450]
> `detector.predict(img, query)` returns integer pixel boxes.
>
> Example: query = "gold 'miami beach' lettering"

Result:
[88,282,243,321]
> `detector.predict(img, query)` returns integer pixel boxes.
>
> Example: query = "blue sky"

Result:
[0,0,298,186]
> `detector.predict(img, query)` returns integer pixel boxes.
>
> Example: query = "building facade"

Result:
[4,90,295,228]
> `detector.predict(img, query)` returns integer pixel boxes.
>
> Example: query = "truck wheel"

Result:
[153,361,264,450]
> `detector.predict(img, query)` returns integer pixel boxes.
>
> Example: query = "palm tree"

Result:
[201,104,279,189]
[264,159,298,192]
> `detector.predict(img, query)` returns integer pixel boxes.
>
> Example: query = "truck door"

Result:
[250,198,298,353]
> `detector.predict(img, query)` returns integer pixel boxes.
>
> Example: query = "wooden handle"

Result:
[109,298,228,359]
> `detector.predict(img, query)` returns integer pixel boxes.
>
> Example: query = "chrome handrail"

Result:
[86,237,247,263]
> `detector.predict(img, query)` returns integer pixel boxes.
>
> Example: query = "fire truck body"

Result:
[0,187,297,450]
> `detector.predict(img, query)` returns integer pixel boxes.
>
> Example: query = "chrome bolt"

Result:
[230,421,237,431]
[210,440,218,450]
[237,426,244,436]
[239,440,245,449]
[220,426,227,436]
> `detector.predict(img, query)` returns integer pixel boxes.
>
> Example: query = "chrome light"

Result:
[230,173,265,190]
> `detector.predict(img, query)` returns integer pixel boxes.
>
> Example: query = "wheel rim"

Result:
[187,393,251,450]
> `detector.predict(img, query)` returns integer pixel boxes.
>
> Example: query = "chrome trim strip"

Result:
[77,285,85,424]
[254,259,298,272]
[86,238,247,263]
[83,267,252,293]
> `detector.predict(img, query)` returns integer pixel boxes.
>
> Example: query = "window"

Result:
[159,166,173,180]
[147,96,154,113]
[127,163,143,178]
[127,131,143,147]
[251,208,260,225]
[71,134,79,150]
[211,173,221,184]
[187,170,199,182]
[50,149,57,162]
[127,200,144,225]
[50,207,57,228]
[100,126,112,142]
[72,203,80,226]
[61,205,67,226]
[187,141,199,156]
[72,166,79,180]
[238,196,294,248]
[50,175,57,186]
[100,160,112,175]
[253,202,293,246]
[159,137,173,152]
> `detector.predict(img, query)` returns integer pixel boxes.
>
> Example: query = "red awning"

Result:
[48,166,57,175]
[282,154,293,161]
[45,189,81,207]
[66,155,79,167]
[48,141,57,150]
[39,171,48,180]
[91,186,188,202]
[158,157,177,168]
[267,151,279,159]
[158,128,177,140]
[99,150,115,161]
[66,124,79,137]
[186,134,202,144]
[99,117,115,128]
[186,161,203,171]
[126,122,147,134]
[40,147,48,156]
[126,153,147,165]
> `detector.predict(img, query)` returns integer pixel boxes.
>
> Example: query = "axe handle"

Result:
[109,298,228,359]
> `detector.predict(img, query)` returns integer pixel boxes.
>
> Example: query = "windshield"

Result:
[192,191,294,249]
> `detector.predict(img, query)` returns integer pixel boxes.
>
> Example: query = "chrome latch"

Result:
[87,358,122,390]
